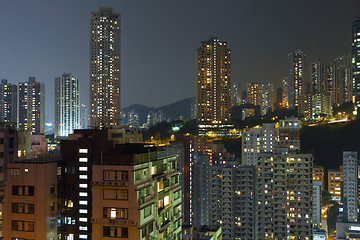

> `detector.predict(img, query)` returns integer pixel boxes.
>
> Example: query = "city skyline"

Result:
[0,0,359,124]
[1,2,360,239]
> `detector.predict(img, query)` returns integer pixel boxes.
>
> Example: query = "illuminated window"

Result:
[79,192,88,197]
[79,158,88,162]
[79,167,88,172]
[79,149,88,154]
[110,208,116,219]
[79,209,88,214]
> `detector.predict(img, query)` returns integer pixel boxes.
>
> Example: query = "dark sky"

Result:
[1,0,359,123]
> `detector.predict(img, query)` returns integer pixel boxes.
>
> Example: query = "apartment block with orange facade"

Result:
[328,166,343,203]
[313,166,324,191]
[3,160,58,240]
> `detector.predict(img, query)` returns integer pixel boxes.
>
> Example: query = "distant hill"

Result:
[122,97,195,125]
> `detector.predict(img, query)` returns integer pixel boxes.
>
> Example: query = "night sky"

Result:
[0,0,359,123]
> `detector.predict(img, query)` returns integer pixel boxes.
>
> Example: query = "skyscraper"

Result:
[54,73,80,138]
[260,83,274,115]
[281,77,289,108]
[209,164,256,240]
[247,82,260,106]
[288,49,307,107]
[90,8,121,127]
[0,79,17,123]
[343,151,358,223]
[231,83,242,106]
[332,54,353,105]
[18,77,45,134]
[257,153,313,239]
[196,37,231,125]
[311,60,327,94]
[353,12,360,115]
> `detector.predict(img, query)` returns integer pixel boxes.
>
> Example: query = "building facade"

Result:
[0,123,18,238]
[288,49,307,107]
[18,77,45,134]
[282,77,289,108]
[0,79,17,123]
[58,128,179,239]
[343,151,358,223]
[247,82,260,106]
[257,153,313,240]
[209,164,256,240]
[55,73,80,138]
[353,12,360,115]
[231,83,242,106]
[3,161,58,240]
[328,166,343,203]
[278,117,301,151]
[196,37,231,126]
[90,8,121,127]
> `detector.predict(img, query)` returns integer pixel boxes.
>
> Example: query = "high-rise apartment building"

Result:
[332,54,353,105]
[0,123,18,238]
[343,151,358,223]
[55,73,80,138]
[231,83,242,106]
[312,60,327,94]
[299,93,332,119]
[353,12,360,115]
[58,129,181,239]
[312,93,332,118]
[80,104,89,129]
[313,181,322,229]
[242,118,300,166]
[257,153,313,240]
[300,93,312,119]
[313,166,325,191]
[288,49,307,107]
[90,8,121,127]
[282,77,289,108]
[209,164,256,240]
[3,160,58,240]
[260,85,271,115]
[18,77,45,134]
[127,110,139,128]
[0,79,17,123]
[278,117,301,151]
[328,166,343,203]
[247,82,260,106]
[196,37,231,125]
[242,123,277,165]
